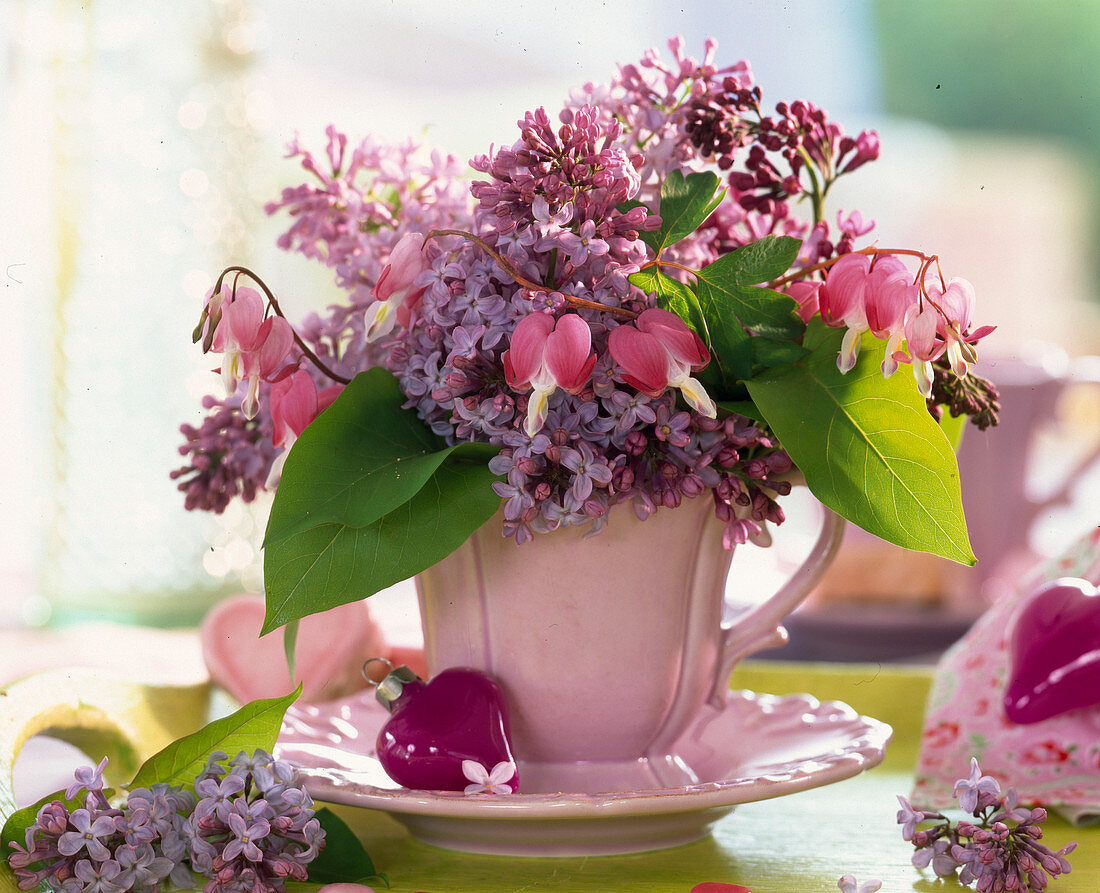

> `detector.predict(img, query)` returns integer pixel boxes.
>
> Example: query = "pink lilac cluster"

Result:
[175,37,994,546]
[897,759,1076,891]
[7,751,324,893]
[563,36,877,268]
[8,759,195,892]
[185,749,324,892]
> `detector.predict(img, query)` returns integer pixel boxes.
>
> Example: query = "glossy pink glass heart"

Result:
[1004,577,1100,724]
[376,667,518,792]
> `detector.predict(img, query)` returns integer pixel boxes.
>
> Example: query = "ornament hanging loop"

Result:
[362,657,395,686]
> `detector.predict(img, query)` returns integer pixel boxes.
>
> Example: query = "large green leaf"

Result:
[693,235,804,340]
[308,807,386,885]
[746,320,975,564]
[263,455,502,633]
[637,170,725,254]
[128,688,301,790]
[266,368,495,545]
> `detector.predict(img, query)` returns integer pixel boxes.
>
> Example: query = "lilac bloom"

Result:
[65,757,109,800]
[653,405,692,447]
[608,389,657,431]
[73,857,124,893]
[896,794,928,841]
[561,442,614,502]
[449,324,485,358]
[224,812,271,862]
[58,809,117,860]
[493,477,535,522]
[558,219,610,267]
[115,842,174,888]
[953,757,1001,813]
[837,876,881,893]
[193,772,247,822]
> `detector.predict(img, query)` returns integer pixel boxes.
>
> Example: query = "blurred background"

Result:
[1,0,1098,659]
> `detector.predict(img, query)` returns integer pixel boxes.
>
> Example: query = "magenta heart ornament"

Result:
[1004,577,1100,724]
[375,666,518,792]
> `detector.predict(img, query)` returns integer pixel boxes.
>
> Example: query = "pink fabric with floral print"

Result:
[914,526,1100,823]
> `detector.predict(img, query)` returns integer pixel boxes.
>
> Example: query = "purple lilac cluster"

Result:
[8,759,195,892]
[178,38,870,546]
[186,749,324,892]
[897,759,1076,891]
[7,751,324,893]
[171,394,279,513]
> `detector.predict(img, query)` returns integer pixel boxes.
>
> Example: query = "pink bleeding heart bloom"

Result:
[785,280,821,324]
[926,276,989,377]
[898,303,944,398]
[821,252,921,376]
[211,286,294,419]
[864,255,918,377]
[608,308,716,418]
[266,369,344,487]
[366,232,429,342]
[818,252,871,373]
[503,312,597,436]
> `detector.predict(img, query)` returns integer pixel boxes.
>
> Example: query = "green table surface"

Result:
[332,662,1097,893]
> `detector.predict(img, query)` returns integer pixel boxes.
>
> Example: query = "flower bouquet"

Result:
[175,36,997,646]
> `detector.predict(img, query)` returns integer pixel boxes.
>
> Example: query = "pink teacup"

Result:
[416,489,843,793]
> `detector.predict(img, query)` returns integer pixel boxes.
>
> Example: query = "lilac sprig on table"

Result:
[186,749,325,891]
[7,757,197,891]
[8,749,324,893]
[897,758,1076,892]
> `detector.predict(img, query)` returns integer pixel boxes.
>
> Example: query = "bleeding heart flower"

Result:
[608,308,715,417]
[819,251,872,372]
[366,232,430,342]
[266,370,344,488]
[211,287,294,418]
[1004,577,1100,724]
[927,276,980,377]
[503,312,597,436]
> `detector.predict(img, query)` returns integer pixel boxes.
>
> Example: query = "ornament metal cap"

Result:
[362,658,422,713]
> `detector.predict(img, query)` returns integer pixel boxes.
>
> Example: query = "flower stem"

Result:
[213,266,353,385]
[425,228,638,318]
[768,246,940,290]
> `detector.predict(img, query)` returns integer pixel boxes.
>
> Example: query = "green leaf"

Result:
[745,320,975,564]
[693,236,805,340]
[283,618,300,679]
[716,399,764,422]
[263,454,503,633]
[308,807,387,885]
[128,687,301,789]
[265,368,496,546]
[938,409,967,452]
[641,170,724,254]
[628,267,707,336]
[2,788,88,861]
[750,336,809,370]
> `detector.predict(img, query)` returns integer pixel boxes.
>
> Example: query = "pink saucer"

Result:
[276,689,891,856]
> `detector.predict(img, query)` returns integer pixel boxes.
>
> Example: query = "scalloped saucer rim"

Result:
[275,688,893,819]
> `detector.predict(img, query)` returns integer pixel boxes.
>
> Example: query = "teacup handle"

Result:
[707,489,845,707]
